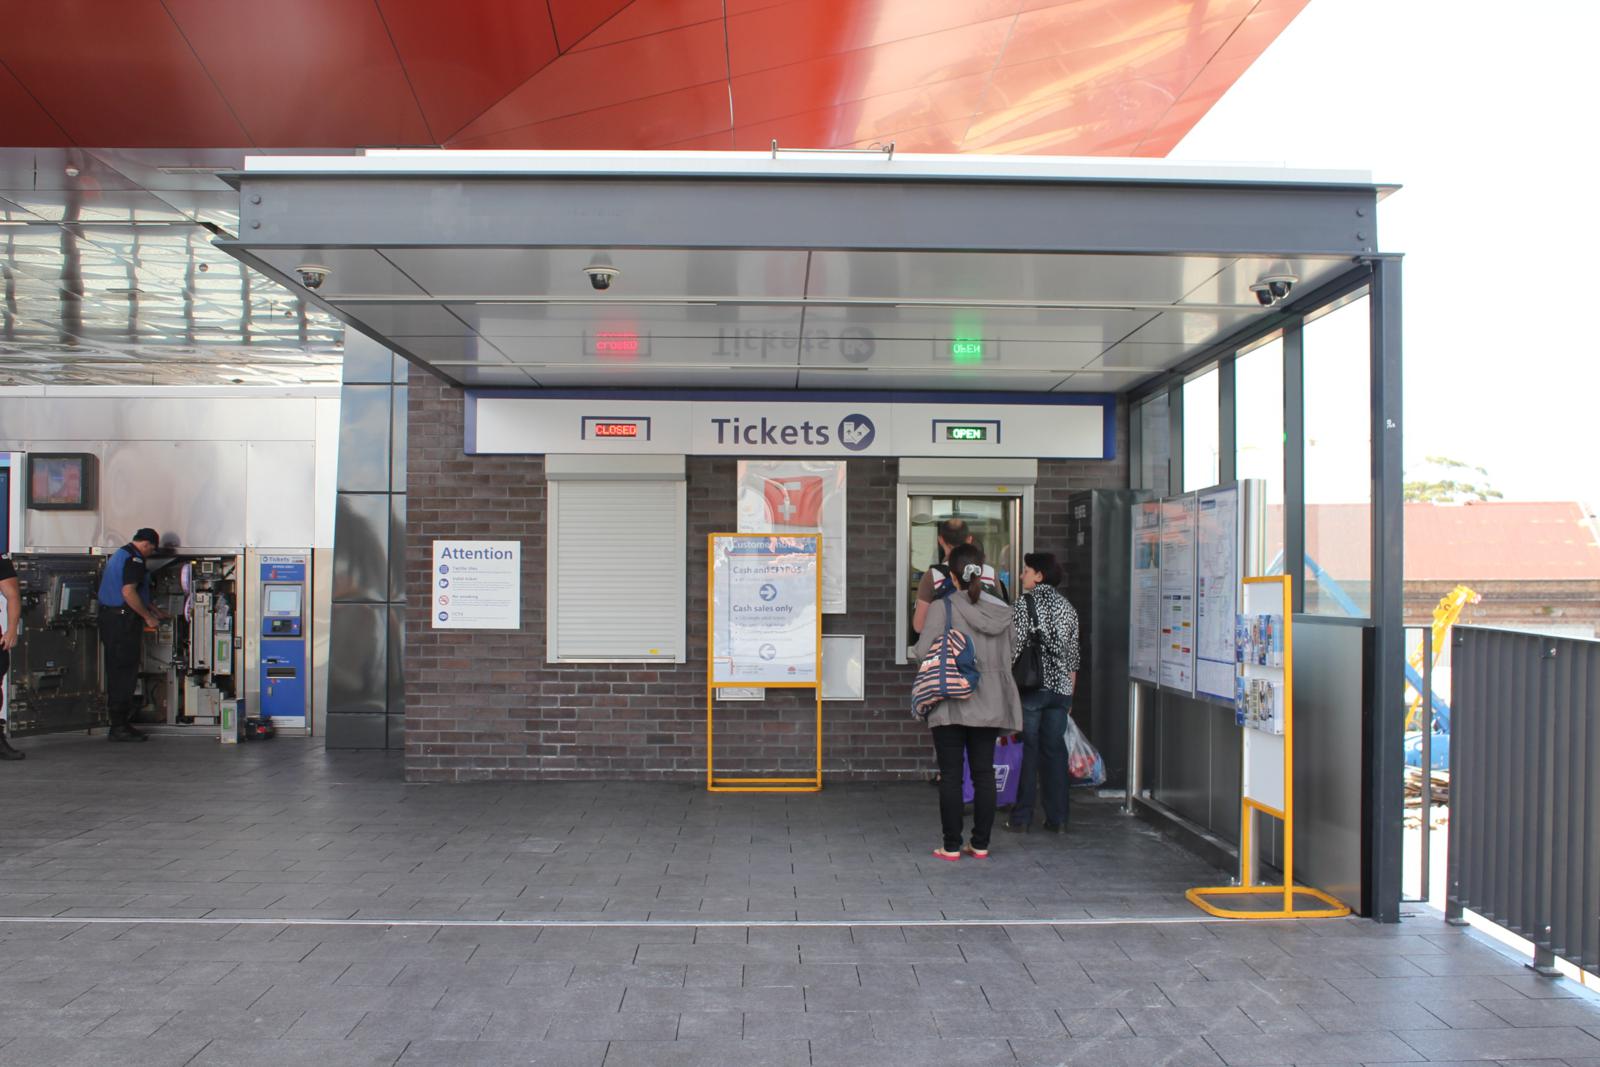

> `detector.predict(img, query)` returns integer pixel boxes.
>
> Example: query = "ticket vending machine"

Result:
[258,554,308,724]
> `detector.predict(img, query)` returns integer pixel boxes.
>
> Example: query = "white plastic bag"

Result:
[1063,714,1106,786]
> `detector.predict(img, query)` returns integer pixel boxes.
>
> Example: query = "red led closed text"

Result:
[594,331,639,354]
[594,423,639,438]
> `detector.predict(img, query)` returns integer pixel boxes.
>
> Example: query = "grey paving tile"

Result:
[603,1038,811,1067]
[1478,997,1600,1027]
[933,1007,1066,1037]
[1203,1030,1426,1064]
[538,1011,679,1041]
[0,1035,212,1066]
[1118,1006,1261,1036]
[1009,1034,1226,1066]
[621,986,802,1013]
[1328,974,1531,1002]
[347,1008,491,1041]
[188,1038,409,1067]
[740,1010,878,1040]
[809,1037,1015,1066]
[396,1039,606,1065]
[1301,1001,1449,1033]
[1395,1024,1600,1061]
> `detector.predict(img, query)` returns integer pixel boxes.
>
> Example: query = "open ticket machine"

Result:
[257,554,308,727]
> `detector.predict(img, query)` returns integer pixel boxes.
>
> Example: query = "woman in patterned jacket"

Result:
[1002,552,1081,834]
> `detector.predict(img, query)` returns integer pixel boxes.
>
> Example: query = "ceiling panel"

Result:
[377,0,560,140]
[387,335,511,365]
[1180,256,1353,308]
[800,303,1152,345]
[528,364,800,389]
[164,0,432,146]
[0,2,248,147]
[453,301,804,338]
[254,249,429,298]
[797,368,1072,392]
[446,364,542,387]
[344,303,474,337]
[381,249,811,300]
[805,251,1229,305]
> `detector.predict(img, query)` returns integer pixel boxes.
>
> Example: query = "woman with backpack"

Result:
[1002,552,1081,835]
[910,542,1023,861]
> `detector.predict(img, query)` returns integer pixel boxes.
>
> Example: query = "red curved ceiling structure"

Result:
[0,0,1306,155]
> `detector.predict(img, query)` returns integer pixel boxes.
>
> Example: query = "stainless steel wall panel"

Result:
[310,546,333,737]
[246,441,315,547]
[387,605,405,717]
[341,331,395,384]
[1155,694,1213,830]
[327,602,386,716]
[0,396,317,443]
[1209,704,1242,841]
[388,495,406,603]
[390,386,407,493]
[335,385,392,493]
[1290,618,1367,910]
[325,712,388,749]
[333,493,389,603]
[314,398,341,547]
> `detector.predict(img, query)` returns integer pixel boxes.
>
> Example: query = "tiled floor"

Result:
[0,732,1593,1065]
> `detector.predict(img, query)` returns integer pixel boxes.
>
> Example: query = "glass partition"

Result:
[1182,365,1220,491]
[1302,293,1372,617]
[1136,393,1171,495]
[1235,335,1285,568]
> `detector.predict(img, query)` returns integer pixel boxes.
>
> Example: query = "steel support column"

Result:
[1282,323,1305,612]
[1218,356,1237,486]
[1367,256,1405,922]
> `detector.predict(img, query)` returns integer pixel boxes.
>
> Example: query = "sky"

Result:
[1171,0,1600,504]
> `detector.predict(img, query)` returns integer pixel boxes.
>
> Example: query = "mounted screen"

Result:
[26,453,97,510]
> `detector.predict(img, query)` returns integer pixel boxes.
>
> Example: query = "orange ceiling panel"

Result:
[0,0,1309,155]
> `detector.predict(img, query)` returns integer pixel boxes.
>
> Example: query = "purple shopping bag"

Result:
[962,734,1024,805]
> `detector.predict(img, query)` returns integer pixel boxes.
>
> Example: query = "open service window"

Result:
[546,454,687,663]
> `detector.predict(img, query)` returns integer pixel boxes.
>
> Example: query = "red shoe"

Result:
[961,845,989,859]
[932,848,961,862]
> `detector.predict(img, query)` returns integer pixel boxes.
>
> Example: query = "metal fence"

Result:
[1448,626,1599,974]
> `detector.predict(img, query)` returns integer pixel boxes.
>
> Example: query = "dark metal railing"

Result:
[1448,626,1599,974]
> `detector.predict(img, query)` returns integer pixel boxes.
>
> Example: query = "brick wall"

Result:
[404,372,1130,783]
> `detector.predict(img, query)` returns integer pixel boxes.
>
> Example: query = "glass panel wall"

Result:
[1182,365,1220,491]
[1234,336,1285,568]
[1302,294,1371,617]
[1136,393,1171,495]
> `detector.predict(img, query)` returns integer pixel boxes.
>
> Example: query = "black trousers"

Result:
[98,609,143,728]
[931,724,1000,852]
[0,645,9,720]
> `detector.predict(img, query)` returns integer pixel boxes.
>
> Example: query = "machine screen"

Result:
[264,586,302,617]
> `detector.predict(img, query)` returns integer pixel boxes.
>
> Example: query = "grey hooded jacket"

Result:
[911,590,1024,732]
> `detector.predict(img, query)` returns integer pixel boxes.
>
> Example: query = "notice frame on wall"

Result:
[706,532,823,793]
[1194,484,1242,705]
[1157,493,1197,695]
[1128,499,1162,685]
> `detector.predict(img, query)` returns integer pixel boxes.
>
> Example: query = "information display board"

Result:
[1194,486,1241,704]
[1158,494,1197,694]
[1128,500,1162,685]
[430,540,521,630]
[710,534,820,686]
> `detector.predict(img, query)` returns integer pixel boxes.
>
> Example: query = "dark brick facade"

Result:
[404,371,1129,783]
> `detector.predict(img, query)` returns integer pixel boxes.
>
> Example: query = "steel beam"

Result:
[228,176,1381,257]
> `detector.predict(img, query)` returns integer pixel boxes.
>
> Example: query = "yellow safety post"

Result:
[1187,575,1351,920]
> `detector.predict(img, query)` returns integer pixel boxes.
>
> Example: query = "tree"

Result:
[1404,456,1504,503]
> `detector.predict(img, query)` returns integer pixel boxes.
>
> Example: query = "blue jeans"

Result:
[1011,690,1071,828]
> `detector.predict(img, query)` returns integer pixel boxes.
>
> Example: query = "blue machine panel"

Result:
[259,556,307,721]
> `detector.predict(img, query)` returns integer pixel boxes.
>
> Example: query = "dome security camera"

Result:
[1249,273,1299,307]
[295,263,331,291]
[584,264,620,291]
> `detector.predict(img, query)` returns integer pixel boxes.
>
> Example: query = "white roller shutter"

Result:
[547,478,686,662]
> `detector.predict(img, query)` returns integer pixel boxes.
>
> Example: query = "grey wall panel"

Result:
[342,332,394,384]
[388,495,407,603]
[314,398,341,548]
[391,386,408,492]
[1291,618,1367,909]
[336,385,392,492]
[1209,703,1242,840]
[246,441,315,547]
[333,493,389,602]
[310,546,333,737]
[326,712,389,749]
[1155,693,1213,829]
[327,603,387,715]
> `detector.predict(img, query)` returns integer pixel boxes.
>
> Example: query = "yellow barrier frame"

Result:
[706,532,823,793]
[1187,575,1351,920]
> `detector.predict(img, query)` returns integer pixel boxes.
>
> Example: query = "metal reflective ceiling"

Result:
[0,149,344,386]
[252,245,1354,392]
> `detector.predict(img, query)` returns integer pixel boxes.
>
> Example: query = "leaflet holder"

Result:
[706,533,823,793]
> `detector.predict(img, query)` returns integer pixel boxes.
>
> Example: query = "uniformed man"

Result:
[96,528,165,742]
[0,551,24,760]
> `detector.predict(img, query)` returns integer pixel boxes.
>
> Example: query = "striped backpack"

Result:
[911,594,980,720]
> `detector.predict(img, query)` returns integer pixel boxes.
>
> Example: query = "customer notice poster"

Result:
[431,540,521,629]
[1158,495,1197,694]
[736,460,846,613]
[1128,500,1162,684]
[710,535,819,685]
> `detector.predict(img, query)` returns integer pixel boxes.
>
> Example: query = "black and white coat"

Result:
[1011,585,1081,697]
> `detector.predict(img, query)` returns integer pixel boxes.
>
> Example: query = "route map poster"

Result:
[1129,500,1162,684]
[1158,495,1197,694]
[711,535,819,685]
[1195,486,1241,703]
